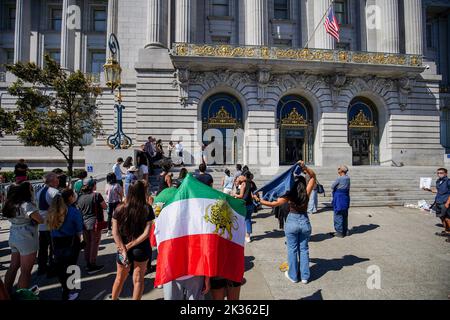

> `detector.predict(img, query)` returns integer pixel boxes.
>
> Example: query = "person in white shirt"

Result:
[112,157,125,186]
[36,172,60,275]
[175,141,184,165]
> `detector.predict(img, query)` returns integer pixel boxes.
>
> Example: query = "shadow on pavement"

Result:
[311,223,380,243]
[36,251,157,300]
[309,255,370,282]
[253,212,273,219]
[310,233,333,242]
[349,224,380,235]
[250,229,285,242]
[245,256,254,272]
[300,289,323,300]
[314,207,333,214]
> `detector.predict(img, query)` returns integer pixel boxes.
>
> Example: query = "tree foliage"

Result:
[5,54,103,176]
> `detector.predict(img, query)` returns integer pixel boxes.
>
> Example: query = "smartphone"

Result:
[118,253,129,266]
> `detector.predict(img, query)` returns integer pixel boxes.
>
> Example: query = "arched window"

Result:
[277,95,314,165]
[202,93,243,164]
[348,97,379,165]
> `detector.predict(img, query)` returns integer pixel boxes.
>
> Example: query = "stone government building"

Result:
[0,0,449,169]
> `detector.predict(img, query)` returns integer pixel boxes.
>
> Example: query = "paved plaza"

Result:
[0,205,448,300]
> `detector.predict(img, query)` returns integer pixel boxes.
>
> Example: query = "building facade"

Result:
[1,0,449,168]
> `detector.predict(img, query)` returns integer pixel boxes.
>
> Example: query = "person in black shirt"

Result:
[235,171,259,243]
[111,180,154,300]
[76,178,107,274]
[195,163,214,187]
[14,159,28,183]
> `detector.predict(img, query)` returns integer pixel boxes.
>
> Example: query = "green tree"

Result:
[5,55,103,177]
[0,105,19,137]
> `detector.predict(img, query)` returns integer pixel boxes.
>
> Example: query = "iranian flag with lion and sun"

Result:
[152,173,246,287]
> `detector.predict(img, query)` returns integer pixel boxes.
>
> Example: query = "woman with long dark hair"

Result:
[257,161,316,284]
[47,188,83,300]
[123,156,133,170]
[111,180,154,300]
[172,167,187,188]
[157,163,172,195]
[2,182,43,293]
[76,178,107,274]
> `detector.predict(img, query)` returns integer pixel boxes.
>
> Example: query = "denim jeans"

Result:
[284,212,311,282]
[245,204,255,234]
[307,189,318,213]
[334,209,349,236]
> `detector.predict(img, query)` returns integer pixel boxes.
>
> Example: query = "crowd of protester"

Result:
[1,141,448,301]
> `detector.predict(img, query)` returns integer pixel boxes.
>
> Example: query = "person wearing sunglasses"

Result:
[424,168,450,242]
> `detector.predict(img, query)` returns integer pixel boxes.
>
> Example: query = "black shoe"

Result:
[87,264,104,275]
[435,231,449,237]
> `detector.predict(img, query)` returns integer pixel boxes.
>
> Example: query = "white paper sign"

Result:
[420,177,432,189]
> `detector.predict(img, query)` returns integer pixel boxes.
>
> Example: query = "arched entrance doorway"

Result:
[201,93,243,164]
[348,97,379,165]
[277,95,314,165]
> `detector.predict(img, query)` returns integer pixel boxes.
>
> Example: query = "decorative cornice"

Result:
[172,43,423,67]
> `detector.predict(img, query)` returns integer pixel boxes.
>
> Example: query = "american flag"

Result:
[324,6,340,42]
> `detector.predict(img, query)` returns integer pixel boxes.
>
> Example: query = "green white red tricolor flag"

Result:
[152,173,246,286]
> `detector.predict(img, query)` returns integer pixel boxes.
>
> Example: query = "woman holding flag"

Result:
[256,161,316,284]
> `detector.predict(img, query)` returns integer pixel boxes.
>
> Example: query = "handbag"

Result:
[93,193,107,232]
[316,180,325,196]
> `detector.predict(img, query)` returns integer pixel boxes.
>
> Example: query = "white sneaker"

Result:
[157,285,163,289]
[284,271,297,283]
[68,292,79,300]
[245,236,251,243]
[301,279,308,284]
[107,230,112,237]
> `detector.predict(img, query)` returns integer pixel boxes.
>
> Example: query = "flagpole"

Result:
[303,0,335,49]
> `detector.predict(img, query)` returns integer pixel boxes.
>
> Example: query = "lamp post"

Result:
[104,33,132,149]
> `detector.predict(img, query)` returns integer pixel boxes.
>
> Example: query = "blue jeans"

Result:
[307,189,318,213]
[245,204,254,234]
[334,209,348,235]
[284,213,311,282]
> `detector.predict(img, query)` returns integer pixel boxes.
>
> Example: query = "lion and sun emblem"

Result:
[204,199,239,241]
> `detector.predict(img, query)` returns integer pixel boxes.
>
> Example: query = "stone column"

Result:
[175,0,197,43]
[403,0,423,55]
[244,0,269,46]
[365,0,378,52]
[14,0,31,63]
[356,0,367,51]
[313,0,334,49]
[146,0,168,48]
[61,0,77,70]
[376,0,400,53]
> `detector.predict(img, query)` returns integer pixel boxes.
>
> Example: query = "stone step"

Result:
[148,165,439,207]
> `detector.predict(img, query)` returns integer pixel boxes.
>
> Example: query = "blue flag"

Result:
[255,164,302,202]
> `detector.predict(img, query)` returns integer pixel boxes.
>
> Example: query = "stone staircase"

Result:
[149,165,437,208]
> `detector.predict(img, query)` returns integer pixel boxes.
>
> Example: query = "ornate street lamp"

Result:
[104,33,132,149]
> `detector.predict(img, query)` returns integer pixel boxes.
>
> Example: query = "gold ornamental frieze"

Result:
[281,108,308,127]
[172,43,423,68]
[207,106,238,127]
[349,110,374,128]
